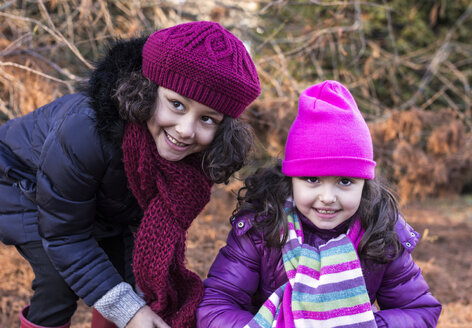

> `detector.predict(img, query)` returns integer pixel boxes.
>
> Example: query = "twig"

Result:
[310,51,324,78]
[37,0,94,69]
[306,0,388,9]
[256,64,285,97]
[443,60,471,96]
[0,35,86,82]
[0,61,74,85]
[328,34,339,81]
[17,49,87,82]
[352,0,366,62]
[0,11,93,70]
[283,21,361,57]
[0,98,15,120]
[131,1,152,30]
[254,23,286,52]
[436,71,470,107]
[383,0,399,65]
[0,0,15,11]
[258,0,285,14]
[400,3,472,109]
[114,1,132,16]
[270,40,299,97]
[0,33,32,56]
[37,0,56,31]
[419,85,448,110]
[440,90,460,112]
[98,0,116,36]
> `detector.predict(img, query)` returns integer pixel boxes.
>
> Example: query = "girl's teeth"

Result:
[167,133,187,147]
[318,209,336,214]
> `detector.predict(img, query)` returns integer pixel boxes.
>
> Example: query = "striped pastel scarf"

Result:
[245,206,377,328]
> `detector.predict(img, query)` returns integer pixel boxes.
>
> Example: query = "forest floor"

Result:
[1,183,471,327]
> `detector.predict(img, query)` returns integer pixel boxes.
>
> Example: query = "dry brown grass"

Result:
[371,109,472,202]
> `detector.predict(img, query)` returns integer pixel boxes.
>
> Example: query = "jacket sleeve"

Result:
[197,223,263,328]
[36,110,124,306]
[374,247,442,327]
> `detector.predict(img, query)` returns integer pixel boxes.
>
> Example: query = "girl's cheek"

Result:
[202,126,219,144]
[204,132,217,146]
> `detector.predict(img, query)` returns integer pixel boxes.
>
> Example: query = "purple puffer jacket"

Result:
[197,211,441,328]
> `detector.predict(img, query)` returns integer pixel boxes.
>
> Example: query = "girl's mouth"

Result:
[314,208,340,219]
[165,131,189,148]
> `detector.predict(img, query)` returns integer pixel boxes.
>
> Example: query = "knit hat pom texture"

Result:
[142,21,261,118]
[282,80,376,179]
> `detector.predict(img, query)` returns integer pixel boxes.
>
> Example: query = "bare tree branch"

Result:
[400,3,472,109]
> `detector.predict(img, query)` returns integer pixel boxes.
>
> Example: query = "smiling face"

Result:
[292,176,365,230]
[146,87,224,161]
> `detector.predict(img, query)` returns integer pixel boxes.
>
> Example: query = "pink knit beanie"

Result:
[142,21,261,118]
[282,80,376,179]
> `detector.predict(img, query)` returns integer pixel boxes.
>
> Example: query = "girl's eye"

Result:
[201,115,216,125]
[305,177,319,184]
[170,100,184,111]
[339,178,352,186]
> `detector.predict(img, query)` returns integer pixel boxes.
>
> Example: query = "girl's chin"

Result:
[157,149,187,162]
[314,222,337,230]
[310,217,346,230]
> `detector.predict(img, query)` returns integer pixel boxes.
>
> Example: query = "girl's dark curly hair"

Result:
[235,160,401,264]
[112,72,254,184]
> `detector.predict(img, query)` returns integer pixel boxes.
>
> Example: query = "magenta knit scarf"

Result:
[122,122,213,327]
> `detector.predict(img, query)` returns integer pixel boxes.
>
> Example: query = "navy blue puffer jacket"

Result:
[0,38,145,306]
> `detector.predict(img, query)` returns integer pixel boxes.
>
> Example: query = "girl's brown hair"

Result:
[235,160,401,264]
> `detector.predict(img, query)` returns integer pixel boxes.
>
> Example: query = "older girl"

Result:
[0,21,260,328]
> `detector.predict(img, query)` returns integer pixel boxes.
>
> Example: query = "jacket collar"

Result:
[232,210,420,252]
[395,215,420,252]
[85,37,148,146]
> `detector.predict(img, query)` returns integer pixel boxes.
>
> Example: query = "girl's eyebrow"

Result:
[191,101,224,118]
[204,109,224,117]
[164,90,188,101]
[164,89,223,117]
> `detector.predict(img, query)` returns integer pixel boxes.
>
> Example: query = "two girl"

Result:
[197,81,441,327]
[0,21,260,328]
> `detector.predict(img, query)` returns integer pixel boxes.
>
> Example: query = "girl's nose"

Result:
[319,187,336,204]
[175,117,196,139]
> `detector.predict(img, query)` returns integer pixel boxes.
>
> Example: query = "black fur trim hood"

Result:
[86,36,148,146]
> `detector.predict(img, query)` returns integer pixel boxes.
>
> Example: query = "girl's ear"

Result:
[203,118,254,184]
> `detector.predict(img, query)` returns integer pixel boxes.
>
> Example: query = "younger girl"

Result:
[197,81,441,327]
[0,21,260,328]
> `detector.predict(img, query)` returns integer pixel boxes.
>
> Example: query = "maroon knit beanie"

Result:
[142,21,261,118]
